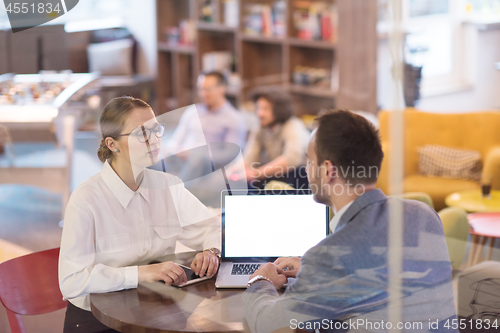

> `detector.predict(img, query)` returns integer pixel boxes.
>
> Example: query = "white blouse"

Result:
[59,160,221,310]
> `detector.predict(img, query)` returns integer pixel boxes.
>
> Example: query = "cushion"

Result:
[87,39,134,76]
[417,145,482,181]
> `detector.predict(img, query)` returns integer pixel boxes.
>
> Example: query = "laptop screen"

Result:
[222,190,329,260]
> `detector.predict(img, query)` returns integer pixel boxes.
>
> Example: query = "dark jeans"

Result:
[248,165,309,190]
[63,302,119,333]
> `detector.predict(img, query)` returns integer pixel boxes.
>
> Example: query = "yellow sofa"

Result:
[377,109,500,211]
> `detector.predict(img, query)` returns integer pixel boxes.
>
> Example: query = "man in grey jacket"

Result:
[243,110,458,333]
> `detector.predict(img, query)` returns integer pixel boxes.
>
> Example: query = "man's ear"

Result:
[323,160,337,182]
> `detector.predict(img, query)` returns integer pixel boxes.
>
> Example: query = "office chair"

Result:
[0,248,67,333]
[399,192,435,210]
[438,207,470,270]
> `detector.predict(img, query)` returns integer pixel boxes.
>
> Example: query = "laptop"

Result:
[215,189,330,288]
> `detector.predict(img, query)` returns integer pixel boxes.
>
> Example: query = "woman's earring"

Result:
[114,149,118,152]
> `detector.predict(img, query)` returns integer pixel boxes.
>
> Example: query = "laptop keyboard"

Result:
[231,263,261,275]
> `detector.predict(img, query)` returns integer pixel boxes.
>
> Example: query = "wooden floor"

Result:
[0,305,66,333]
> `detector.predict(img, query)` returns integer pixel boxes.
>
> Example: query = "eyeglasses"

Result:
[117,123,165,143]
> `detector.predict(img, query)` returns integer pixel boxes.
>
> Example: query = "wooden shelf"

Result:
[240,34,285,45]
[155,0,377,115]
[158,42,196,54]
[196,22,237,33]
[288,84,337,98]
[288,38,336,50]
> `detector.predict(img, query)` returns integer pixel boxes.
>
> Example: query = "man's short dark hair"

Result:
[250,86,295,125]
[315,110,384,185]
[200,71,227,86]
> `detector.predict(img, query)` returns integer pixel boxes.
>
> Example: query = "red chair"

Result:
[0,248,67,333]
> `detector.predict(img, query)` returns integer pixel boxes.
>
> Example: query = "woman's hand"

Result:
[274,257,301,278]
[190,250,219,278]
[138,261,187,285]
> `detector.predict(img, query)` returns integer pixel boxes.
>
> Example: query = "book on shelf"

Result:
[161,20,195,46]
[223,0,239,28]
[292,65,332,89]
[272,0,287,37]
[202,51,233,73]
[293,1,338,43]
[262,4,273,36]
[179,20,196,45]
[243,0,287,38]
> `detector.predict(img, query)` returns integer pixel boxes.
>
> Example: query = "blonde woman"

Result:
[59,97,220,333]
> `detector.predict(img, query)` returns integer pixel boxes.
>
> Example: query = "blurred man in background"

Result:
[161,71,247,206]
[166,71,247,160]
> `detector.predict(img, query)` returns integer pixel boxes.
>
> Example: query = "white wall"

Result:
[125,0,157,77]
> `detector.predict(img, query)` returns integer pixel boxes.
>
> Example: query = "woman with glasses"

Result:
[59,96,221,333]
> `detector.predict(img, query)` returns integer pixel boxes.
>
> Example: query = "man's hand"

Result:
[191,250,219,278]
[249,263,288,290]
[245,166,260,181]
[138,261,187,285]
[274,257,301,278]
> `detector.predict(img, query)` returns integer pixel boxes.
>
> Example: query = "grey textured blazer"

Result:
[244,189,458,333]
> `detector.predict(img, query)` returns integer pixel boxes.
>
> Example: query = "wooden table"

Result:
[90,251,252,333]
[466,213,500,267]
[445,190,500,213]
[445,191,500,267]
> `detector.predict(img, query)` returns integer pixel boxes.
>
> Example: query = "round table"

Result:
[445,190,500,213]
[466,213,500,267]
[90,252,252,333]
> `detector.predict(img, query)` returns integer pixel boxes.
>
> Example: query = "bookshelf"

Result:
[155,0,377,115]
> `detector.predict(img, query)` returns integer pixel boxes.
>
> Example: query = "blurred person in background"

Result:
[164,70,247,170]
[243,87,310,189]
[160,71,247,195]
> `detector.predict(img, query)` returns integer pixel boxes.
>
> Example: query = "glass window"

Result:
[466,0,500,15]
[406,18,453,77]
[409,0,449,17]
[405,0,460,82]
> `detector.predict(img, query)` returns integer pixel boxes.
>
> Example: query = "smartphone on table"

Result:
[175,264,212,287]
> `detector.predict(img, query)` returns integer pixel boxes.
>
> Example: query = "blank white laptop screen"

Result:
[224,194,328,258]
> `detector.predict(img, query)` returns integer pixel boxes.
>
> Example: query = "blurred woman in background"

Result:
[244,87,310,189]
